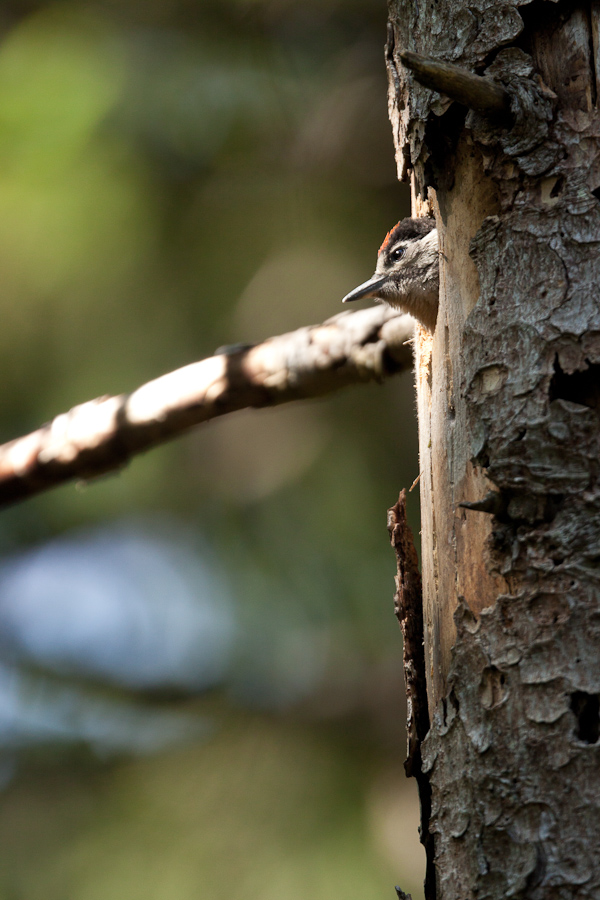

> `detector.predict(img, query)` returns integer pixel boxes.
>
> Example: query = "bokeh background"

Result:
[0,1,423,897]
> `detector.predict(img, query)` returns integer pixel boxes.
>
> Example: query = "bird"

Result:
[341,217,439,331]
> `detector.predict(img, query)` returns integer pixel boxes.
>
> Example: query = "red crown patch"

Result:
[378,222,401,256]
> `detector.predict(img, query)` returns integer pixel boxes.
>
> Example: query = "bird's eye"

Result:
[389,246,405,262]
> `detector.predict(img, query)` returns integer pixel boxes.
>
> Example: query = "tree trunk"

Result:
[387,2,600,898]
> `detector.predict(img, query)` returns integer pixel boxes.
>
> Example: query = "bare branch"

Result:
[0,306,415,507]
[400,50,512,122]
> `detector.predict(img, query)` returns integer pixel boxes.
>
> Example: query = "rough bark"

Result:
[387,1,600,898]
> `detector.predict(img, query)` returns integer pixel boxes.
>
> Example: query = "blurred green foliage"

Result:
[0,0,423,897]
[0,0,417,649]
[0,713,424,900]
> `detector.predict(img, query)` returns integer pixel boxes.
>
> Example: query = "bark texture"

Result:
[387,1,600,897]
[388,491,435,898]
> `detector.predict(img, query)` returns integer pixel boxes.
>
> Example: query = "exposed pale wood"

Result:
[410,174,433,218]
[414,139,506,715]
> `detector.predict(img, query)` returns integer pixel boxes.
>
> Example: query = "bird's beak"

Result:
[341,275,387,303]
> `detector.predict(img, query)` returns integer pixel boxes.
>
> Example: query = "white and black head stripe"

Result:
[378,217,436,260]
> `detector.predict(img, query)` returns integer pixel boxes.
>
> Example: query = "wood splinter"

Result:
[400,50,512,123]
[388,489,434,899]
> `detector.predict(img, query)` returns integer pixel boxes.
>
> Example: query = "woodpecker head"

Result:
[342,217,439,331]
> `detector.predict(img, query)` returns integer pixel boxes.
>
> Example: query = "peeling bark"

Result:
[388,490,435,899]
[388,1,600,897]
